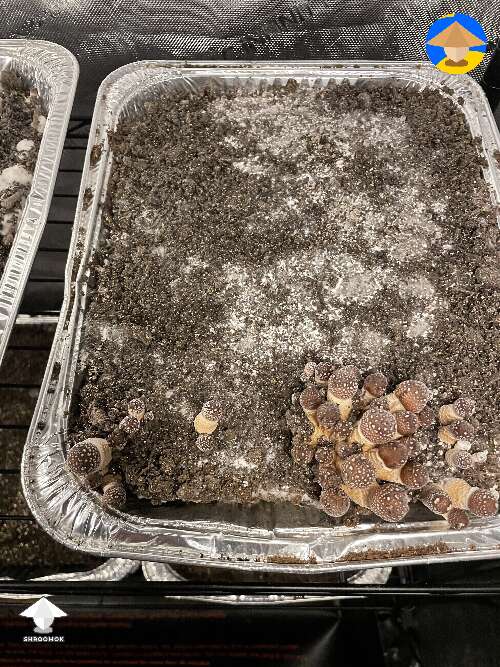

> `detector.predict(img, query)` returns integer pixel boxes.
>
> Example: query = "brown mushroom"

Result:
[351,408,397,449]
[67,438,111,476]
[194,399,224,435]
[327,366,360,420]
[387,380,431,414]
[438,398,475,425]
[360,372,388,406]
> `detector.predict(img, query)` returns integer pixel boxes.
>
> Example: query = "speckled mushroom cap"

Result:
[128,397,145,419]
[417,405,436,428]
[316,402,340,429]
[67,439,108,476]
[419,484,451,514]
[119,415,141,435]
[299,385,323,411]
[394,410,419,436]
[327,366,360,399]
[196,434,217,454]
[371,395,390,411]
[315,361,334,385]
[468,489,498,517]
[368,483,409,522]
[335,440,361,459]
[103,482,127,509]
[201,399,224,421]
[447,507,469,530]
[359,408,397,445]
[340,453,376,488]
[315,446,336,465]
[446,448,473,470]
[399,461,430,489]
[377,440,409,469]
[447,420,475,439]
[363,372,388,398]
[320,488,351,517]
[291,440,315,466]
[301,361,317,381]
[452,397,476,419]
[394,380,431,413]
[331,421,352,442]
[318,464,342,490]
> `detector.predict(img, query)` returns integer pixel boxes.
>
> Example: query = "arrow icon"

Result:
[20,597,67,634]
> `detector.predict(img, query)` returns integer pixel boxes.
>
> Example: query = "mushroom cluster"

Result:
[290,363,498,529]
[65,396,150,509]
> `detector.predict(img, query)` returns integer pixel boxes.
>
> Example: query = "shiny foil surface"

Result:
[23,61,500,572]
[0,40,78,365]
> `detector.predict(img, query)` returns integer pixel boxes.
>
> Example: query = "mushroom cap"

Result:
[316,402,340,429]
[299,385,323,411]
[394,410,419,436]
[448,420,475,439]
[201,399,224,421]
[417,405,436,428]
[447,448,473,470]
[317,464,341,490]
[103,482,126,509]
[119,415,141,435]
[399,462,429,489]
[196,434,217,453]
[400,435,420,459]
[377,440,409,469]
[446,507,469,530]
[67,439,107,476]
[291,440,315,466]
[128,397,145,419]
[331,421,352,442]
[371,395,390,411]
[368,483,409,522]
[359,408,397,445]
[394,380,431,413]
[363,372,388,398]
[320,488,351,517]
[419,484,452,514]
[301,361,317,380]
[315,361,334,384]
[340,453,376,488]
[327,366,360,400]
[335,440,361,459]
[315,446,336,465]
[452,398,475,419]
[469,489,498,517]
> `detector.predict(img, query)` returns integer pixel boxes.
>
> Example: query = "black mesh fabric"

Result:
[1,2,499,116]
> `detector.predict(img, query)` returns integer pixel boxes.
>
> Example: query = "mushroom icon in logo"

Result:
[20,597,67,634]
[426,14,487,74]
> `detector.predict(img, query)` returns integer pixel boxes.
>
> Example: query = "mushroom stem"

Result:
[341,482,409,522]
[418,483,452,515]
[438,398,475,425]
[363,452,429,489]
[438,478,498,517]
[194,400,224,435]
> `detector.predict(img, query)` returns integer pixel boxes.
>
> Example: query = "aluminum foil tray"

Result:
[0,40,78,364]
[23,61,500,572]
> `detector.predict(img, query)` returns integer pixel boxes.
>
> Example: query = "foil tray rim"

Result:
[0,39,78,365]
[22,60,500,572]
